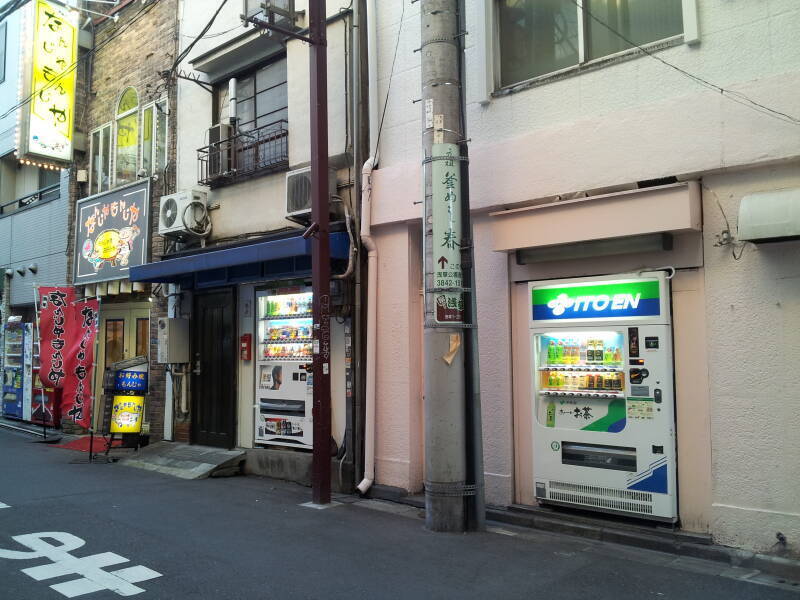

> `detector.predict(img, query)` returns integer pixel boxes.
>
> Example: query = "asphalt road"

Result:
[0,428,797,600]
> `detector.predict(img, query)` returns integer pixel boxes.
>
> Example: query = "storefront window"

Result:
[135,318,149,357]
[105,319,125,365]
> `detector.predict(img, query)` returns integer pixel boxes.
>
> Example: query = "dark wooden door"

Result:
[191,289,236,448]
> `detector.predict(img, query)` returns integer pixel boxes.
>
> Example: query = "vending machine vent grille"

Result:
[548,481,653,515]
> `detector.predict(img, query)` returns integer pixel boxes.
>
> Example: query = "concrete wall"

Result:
[367,0,800,555]
[0,169,70,307]
[175,0,352,242]
[702,162,800,556]
[0,8,21,157]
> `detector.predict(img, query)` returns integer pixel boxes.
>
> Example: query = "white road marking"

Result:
[0,502,10,509]
[0,531,162,597]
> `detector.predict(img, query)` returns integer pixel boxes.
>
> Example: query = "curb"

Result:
[367,485,800,583]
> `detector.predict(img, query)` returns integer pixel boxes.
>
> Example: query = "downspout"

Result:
[356,157,377,493]
[356,0,380,494]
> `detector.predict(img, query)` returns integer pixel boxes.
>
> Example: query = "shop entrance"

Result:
[94,303,150,429]
[191,289,236,448]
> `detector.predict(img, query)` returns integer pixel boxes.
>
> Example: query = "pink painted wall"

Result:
[372,223,424,492]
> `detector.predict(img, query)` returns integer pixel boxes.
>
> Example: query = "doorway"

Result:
[191,288,236,448]
[94,303,150,430]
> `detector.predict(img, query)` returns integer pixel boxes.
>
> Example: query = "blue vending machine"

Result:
[2,321,26,419]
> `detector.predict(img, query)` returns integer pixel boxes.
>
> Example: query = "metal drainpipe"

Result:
[355,0,380,495]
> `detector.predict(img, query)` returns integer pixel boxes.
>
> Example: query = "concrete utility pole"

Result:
[421,0,484,531]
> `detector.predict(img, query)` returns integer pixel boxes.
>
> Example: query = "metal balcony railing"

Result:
[197,120,289,188]
[0,183,60,216]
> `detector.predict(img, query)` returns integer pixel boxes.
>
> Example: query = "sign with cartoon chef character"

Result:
[73,180,150,284]
[110,395,145,433]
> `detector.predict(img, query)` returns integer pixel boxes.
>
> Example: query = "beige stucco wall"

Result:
[702,162,800,556]
[372,223,424,491]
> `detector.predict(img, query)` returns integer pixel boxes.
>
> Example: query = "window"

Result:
[89,123,111,195]
[497,0,684,88]
[114,87,139,186]
[0,22,6,84]
[38,168,60,190]
[141,98,169,178]
[215,58,288,131]
[135,317,149,357]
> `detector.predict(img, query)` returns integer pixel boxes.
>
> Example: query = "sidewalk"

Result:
[0,427,798,599]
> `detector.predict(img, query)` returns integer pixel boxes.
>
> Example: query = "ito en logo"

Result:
[546,293,574,316]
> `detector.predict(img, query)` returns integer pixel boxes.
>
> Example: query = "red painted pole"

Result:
[309,0,331,505]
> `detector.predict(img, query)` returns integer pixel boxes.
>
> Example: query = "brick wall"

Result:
[67,0,179,440]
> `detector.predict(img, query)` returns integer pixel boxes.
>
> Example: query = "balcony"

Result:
[197,120,289,189]
[0,183,60,216]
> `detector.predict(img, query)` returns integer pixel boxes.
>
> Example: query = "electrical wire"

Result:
[372,0,405,161]
[568,0,800,127]
[169,0,229,78]
[179,24,239,39]
[0,0,160,120]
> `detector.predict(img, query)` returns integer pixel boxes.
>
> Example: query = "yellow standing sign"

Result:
[110,396,145,433]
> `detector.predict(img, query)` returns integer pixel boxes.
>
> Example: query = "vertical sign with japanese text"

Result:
[21,0,78,163]
[61,299,98,429]
[431,143,464,323]
[38,286,76,389]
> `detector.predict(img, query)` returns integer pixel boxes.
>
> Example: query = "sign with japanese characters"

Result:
[73,180,150,284]
[114,369,148,393]
[61,299,98,429]
[37,286,77,389]
[110,394,145,433]
[431,143,464,323]
[19,0,79,163]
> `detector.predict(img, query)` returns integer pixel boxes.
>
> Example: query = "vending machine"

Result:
[530,272,677,522]
[30,335,58,427]
[2,321,33,420]
[254,289,314,448]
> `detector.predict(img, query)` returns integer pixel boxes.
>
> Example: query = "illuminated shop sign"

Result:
[532,279,660,321]
[19,0,78,164]
[73,180,150,285]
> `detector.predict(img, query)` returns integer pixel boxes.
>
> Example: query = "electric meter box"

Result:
[157,318,191,364]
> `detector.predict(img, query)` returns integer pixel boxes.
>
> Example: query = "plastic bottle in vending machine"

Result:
[579,340,587,364]
[613,346,622,365]
[587,339,596,363]
[603,345,613,365]
[556,341,565,364]
[547,340,556,364]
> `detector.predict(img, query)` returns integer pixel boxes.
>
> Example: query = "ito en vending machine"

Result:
[530,272,677,522]
[254,288,314,448]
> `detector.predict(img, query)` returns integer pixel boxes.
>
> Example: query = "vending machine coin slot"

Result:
[629,368,649,384]
[654,388,662,404]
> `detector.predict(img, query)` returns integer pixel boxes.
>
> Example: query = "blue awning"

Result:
[129,231,350,287]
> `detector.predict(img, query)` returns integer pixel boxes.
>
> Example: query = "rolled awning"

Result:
[129,231,350,287]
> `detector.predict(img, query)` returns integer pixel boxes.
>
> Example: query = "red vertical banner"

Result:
[62,299,99,429]
[38,286,77,389]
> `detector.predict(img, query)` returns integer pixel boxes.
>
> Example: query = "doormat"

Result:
[51,435,123,453]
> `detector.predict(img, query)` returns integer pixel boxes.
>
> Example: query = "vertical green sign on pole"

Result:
[431,143,464,323]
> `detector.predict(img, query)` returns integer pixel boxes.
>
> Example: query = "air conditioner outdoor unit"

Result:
[207,123,233,180]
[159,190,208,237]
[285,166,340,224]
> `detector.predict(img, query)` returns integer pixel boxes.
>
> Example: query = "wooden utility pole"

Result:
[420,0,484,531]
[245,1,331,505]
[308,0,332,506]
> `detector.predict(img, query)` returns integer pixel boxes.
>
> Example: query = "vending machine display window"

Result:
[254,290,314,448]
